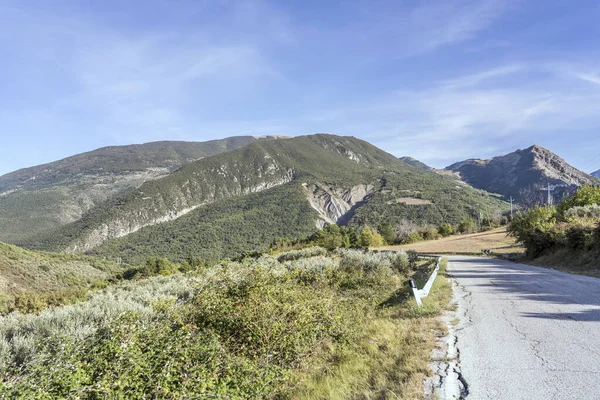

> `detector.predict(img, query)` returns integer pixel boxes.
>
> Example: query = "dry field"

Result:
[377,227,524,256]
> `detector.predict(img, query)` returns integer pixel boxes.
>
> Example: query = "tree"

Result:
[438,223,454,237]
[359,227,385,248]
[377,222,395,245]
[458,219,477,234]
[393,219,420,243]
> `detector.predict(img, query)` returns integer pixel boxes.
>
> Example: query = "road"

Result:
[446,256,600,400]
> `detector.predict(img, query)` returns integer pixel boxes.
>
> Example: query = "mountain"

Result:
[19,134,507,264]
[399,156,431,170]
[0,136,276,243]
[592,169,600,178]
[445,145,598,199]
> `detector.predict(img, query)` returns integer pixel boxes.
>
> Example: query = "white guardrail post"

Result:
[409,256,441,307]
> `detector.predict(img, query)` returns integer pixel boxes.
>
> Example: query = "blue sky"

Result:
[2,0,600,175]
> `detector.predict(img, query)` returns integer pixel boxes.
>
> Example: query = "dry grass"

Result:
[377,227,524,256]
[529,248,600,278]
[292,259,453,400]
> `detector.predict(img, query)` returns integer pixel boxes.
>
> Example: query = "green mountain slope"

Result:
[0,241,120,297]
[0,136,266,243]
[398,156,431,170]
[88,184,319,265]
[445,145,599,200]
[20,134,508,263]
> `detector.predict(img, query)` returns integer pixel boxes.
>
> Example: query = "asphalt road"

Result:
[447,256,600,400]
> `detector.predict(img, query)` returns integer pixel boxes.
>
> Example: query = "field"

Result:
[378,227,524,256]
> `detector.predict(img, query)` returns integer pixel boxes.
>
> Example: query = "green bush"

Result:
[508,206,557,257]
[423,226,441,240]
[308,224,355,250]
[438,223,454,237]
[377,223,395,245]
[557,185,600,219]
[276,246,327,262]
[358,227,385,248]
[566,225,596,250]
[404,231,424,244]
[458,218,477,234]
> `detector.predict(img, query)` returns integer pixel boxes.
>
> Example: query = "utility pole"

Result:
[509,196,514,218]
[542,183,555,206]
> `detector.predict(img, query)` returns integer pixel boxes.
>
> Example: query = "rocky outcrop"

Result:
[445,145,598,198]
[303,182,377,228]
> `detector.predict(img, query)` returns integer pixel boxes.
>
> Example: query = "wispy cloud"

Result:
[301,62,600,168]
[410,0,508,51]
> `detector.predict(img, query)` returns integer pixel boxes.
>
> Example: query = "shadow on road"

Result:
[449,256,600,322]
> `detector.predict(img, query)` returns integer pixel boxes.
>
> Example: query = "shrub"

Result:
[566,225,596,250]
[3,250,418,398]
[358,227,385,248]
[557,185,600,219]
[308,224,355,250]
[458,218,477,234]
[438,223,454,237]
[404,231,423,244]
[508,206,557,257]
[563,204,600,223]
[423,227,440,240]
[377,223,395,245]
[277,247,327,262]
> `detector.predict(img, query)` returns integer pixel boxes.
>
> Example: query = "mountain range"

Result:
[11,134,506,264]
[593,169,600,178]
[0,136,278,243]
[2,135,596,266]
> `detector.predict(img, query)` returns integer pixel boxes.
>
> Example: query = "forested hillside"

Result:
[0,136,265,243]
[17,134,508,264]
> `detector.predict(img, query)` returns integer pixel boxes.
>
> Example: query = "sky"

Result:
[2,0,600,175]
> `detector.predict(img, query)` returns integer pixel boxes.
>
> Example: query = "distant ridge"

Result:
[19,134,507,264]
[0,136,267,243]
[446,145,598,199]
[399,156,431,170]
[592,169,600,178]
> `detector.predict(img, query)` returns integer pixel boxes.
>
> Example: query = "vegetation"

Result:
[0,242,121,314]
[87,183,319,265]
[0,137,260,243]
[20,134,508,264]
[508,185,600,272]
[0,249,451,399]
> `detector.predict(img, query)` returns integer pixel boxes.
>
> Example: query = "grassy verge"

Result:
[293,259,453,400]
[526,249,600,278]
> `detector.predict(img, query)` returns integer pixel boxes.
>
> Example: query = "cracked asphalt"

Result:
[448,256,600,400]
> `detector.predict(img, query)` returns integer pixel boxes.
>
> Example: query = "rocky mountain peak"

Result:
[445,145,597,199]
